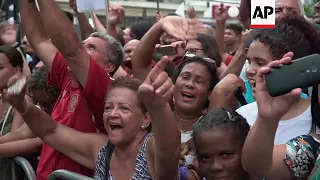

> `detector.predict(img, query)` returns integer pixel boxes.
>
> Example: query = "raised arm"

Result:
[139,57,180,179]
[36,0,91,87]
[219,42,247,79]
[2,75,107,170]
[19,0,58,72]
[215,4,229,62]
[69,0,94,40]
[239,0,251,29]
[132,16,198,81]
[90,11,106,33]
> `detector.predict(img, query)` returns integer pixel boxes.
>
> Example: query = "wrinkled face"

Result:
[82,37,108,68]
[185,40,205,57]
[0,53,19,90]
[195,129,246,180]
[122,40,140,74]
[103,88,146,145]
[1,24,17,45]
[246,40,273,98]
[224,29,240,46]
[275,0,301,20]
[31,89,56,115]
[174,62,211,114]
[123,28,132,44]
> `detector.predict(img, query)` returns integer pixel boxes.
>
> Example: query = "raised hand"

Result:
[108,4,125,26]
[138,56,175,108]
[212,74,246,99]
[186,6,196,19]
[2,74,28,112]
[160,16,202,41]
[255,52,301,121]
[215,3,229,23]
[155,11,163,22]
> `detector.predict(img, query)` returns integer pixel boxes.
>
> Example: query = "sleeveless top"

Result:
[94,133,153,180]
[0,105,24,180]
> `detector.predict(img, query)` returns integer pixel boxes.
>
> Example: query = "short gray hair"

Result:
[90,32,124,76]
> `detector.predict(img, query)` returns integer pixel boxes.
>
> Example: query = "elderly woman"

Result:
[2,57,181,179]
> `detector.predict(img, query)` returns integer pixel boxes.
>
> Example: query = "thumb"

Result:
[138,84,155,104]
[287,88,302,105]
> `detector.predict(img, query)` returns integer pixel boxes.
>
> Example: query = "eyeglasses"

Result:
[184,48,204,55]
[184,53,216,67]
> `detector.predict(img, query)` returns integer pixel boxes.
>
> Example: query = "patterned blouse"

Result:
[284,135,320,180]
[94,133,153,180]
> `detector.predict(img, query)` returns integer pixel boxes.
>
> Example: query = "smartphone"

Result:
[265,54,320,97]
[156,45,177,56]
[154,45,177,62]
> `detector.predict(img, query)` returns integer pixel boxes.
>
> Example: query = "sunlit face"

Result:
[174,62,211,114]
[185,40,205,57]
[103,88,147,145]
[275,0,301,20]
[246,40,274,97]
[31,89,56,115]
[122,40,140,74]
[224,29,240,46]
[195,129,246,180]
[0,53,19,90]
[82,37,108,68]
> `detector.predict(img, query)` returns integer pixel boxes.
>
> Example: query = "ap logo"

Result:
[250,0,275,28]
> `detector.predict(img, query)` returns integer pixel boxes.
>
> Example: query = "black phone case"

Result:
[265,54,320,97]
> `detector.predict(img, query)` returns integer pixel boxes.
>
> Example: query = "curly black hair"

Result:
[192,108,250,145]
[253,16,320,60]
[28,66,59,101]
[226,23,244,36]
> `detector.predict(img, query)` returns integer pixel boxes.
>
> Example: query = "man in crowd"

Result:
[18,0,123,179]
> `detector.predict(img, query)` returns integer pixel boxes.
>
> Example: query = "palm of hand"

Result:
[255,88,292,121]
[162,16,188,34]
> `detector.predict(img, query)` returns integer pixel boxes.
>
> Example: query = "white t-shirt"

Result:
[236,102,312,145]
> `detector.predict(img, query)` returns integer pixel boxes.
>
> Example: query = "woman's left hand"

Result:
[138,56,175,108]
[2,73,28,112]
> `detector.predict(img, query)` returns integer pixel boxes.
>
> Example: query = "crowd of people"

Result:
[1,0,320,179]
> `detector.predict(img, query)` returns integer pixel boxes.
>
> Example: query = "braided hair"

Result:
[192,108,250,145]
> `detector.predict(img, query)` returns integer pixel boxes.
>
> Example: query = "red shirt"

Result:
[225,54,233,66]
[37,52,110,180]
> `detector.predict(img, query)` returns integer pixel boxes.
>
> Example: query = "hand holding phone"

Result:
[154,45,178,62]
[265,54,320,97]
